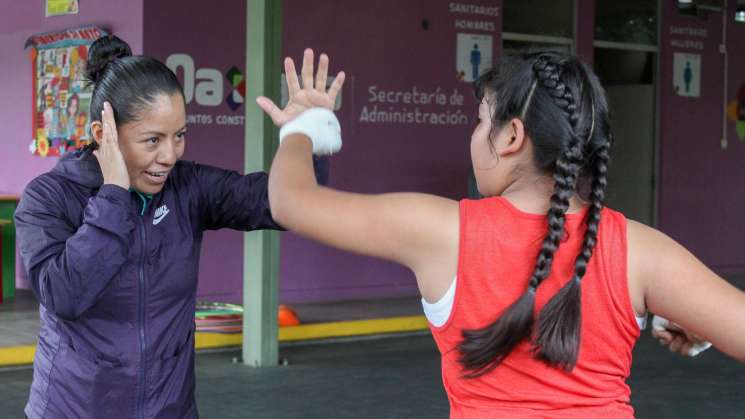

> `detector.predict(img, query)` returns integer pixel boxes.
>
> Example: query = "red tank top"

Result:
[429,197,640,418]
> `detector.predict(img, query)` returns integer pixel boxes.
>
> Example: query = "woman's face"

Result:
[67,96,79,116]
[116,93,187,194]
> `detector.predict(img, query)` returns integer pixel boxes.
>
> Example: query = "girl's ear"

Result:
[496,118,527,157]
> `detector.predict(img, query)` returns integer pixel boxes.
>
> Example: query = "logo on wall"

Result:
[727,84,745,141]
[165,54,244,110]
[225,66,245,111]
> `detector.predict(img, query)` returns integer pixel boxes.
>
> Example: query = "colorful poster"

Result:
[45,0,79,17]
[25,26,107,157]
[673,52,701,98]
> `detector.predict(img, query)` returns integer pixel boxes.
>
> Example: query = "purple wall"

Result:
[658,2,745,274]
[142,0,501,304]
[279,0,502,302]
[0,0,144,289]
[10,1,741,304]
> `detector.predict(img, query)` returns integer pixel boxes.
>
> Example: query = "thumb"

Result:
[256,96,283,126]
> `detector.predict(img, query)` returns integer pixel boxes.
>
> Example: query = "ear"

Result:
[90,121,103,144]
[496,118,528,158]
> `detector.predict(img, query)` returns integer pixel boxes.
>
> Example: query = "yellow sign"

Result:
[45,0,79,17]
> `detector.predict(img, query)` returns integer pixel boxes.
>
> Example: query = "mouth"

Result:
[144,170,169,184]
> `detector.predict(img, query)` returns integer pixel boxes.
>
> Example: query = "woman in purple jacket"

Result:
[14,35,336,419]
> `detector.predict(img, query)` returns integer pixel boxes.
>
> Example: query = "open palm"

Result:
[257,48,345,127]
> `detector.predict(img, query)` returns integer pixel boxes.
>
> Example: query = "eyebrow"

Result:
[138,126,187,136]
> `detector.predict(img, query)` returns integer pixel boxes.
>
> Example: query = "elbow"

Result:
[268,183,289,228]
[54,305,83,321]
[33,276,83,321]
[45,291,84,321]
[41,295,83,321]
[267,171,302,229]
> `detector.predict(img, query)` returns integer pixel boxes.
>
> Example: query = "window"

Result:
[502,0,574,53]
[595,0,657,45]
[502,0,573,37]
[736,0,745,23]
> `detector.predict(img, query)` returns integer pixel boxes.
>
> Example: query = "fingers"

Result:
[668,335,685,353]
[102,102,118,144]
[327,71,345,103]
[666,321,684,333]
[256,96,284,126]
[680,342,694,356]
[285,57,300,96]
[653,329,674,345]
[301,48,314,91]
[315,53,329,93]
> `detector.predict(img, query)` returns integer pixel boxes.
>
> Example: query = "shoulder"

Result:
[626,219,672,251]
[167,160,204,189]
[16,173,78,227]
[170,160,243,182]
[626,218,686,299]
[20,172,69,207]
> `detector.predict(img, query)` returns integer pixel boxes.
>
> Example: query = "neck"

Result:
[500,174,587,215]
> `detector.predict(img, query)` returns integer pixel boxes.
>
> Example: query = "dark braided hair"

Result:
[458,51,613,376]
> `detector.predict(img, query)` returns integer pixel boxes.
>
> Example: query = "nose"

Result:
[156,138,179,166]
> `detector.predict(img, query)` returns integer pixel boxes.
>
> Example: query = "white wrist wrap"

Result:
[652,315,712,357]
[279,108,342,155]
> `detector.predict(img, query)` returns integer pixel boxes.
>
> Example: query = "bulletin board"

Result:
[25,26,107,157]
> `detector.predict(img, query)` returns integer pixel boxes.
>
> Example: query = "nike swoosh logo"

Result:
[153,208,170,225]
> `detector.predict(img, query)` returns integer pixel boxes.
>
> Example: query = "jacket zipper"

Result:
[137,218,147,419]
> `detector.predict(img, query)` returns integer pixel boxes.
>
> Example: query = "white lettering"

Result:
[454,19,496,32]
[167,54,224,107]
[166,54,195,103]
[195,68,223,106]
[449,2,499,16]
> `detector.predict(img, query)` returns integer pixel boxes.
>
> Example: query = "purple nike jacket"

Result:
[15,147,325,418]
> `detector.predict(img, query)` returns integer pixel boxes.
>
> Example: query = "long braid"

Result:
[529,56,585,292]
[534,86,607,370]
[458,55,584,377]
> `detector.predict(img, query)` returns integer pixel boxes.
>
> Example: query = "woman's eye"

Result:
[147,137,159,145]
[176,132,186,140]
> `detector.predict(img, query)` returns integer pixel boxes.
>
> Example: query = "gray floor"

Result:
[0,290,423,347]
[0,290,41,347]
[1,332,744,418]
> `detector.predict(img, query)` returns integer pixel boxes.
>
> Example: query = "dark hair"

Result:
[86,35,184,128]
[458,51,613,376]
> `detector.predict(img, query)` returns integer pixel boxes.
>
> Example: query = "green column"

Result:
[243,0,282,367]
[0,197,18,300]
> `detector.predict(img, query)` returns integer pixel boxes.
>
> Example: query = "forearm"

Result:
[268,134,318,227]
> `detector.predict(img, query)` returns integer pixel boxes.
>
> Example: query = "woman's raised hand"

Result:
[257,48,345,127]
[93,102,130,190]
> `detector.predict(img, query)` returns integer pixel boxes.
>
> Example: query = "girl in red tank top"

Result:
[261,49,745,419]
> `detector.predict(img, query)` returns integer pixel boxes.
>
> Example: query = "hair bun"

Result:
[86,35,132,84]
